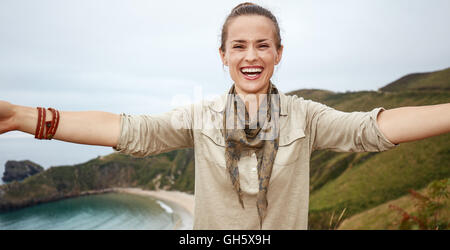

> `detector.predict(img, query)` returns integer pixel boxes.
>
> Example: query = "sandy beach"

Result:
[111,187,195,230]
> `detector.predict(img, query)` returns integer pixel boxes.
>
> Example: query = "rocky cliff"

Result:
[2,160,44,182]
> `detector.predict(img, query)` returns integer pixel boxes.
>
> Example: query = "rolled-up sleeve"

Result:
[306,100,398,152]
[112,105,194,157]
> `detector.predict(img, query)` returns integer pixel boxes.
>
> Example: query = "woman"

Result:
[0,2,449,230]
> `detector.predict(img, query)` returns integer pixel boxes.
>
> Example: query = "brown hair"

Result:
[220,2,282,52]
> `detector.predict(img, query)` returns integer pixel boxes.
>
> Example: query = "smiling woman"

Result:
[219,3,283,95]
[220,15,282,97]
[219,3,283,97]
[0,2,449,230]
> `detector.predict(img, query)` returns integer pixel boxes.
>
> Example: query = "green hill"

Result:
[1,67,449,229]
[337,178,449,230]
[379,67,450,92]
[287,67,450,229]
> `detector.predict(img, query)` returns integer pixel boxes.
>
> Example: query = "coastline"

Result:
[0,185,195,230]
[110,187,194,230]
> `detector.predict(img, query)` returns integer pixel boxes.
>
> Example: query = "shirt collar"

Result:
[209,90,289,116]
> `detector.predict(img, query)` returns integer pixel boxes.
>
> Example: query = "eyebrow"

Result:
[231,39,269,43]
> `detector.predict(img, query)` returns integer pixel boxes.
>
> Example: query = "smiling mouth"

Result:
[240,66,264,80]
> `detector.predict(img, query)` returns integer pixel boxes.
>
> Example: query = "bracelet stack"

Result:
[34,107,60,140]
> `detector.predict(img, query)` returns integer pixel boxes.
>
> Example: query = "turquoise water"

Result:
[0,193,177,230]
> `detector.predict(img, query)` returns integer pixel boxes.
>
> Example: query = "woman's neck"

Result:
[234,83,270,119]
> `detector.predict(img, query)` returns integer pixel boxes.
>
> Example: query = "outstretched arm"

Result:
[377,103,450,145]
[0,100,121,147]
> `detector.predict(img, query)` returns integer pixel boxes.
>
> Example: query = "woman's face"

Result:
[220,15,283,96]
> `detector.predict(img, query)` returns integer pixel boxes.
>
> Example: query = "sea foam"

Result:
[156,200,173,214]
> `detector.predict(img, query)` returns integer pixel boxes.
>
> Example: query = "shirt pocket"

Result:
[199,129,227,167]
[274,128,306,166]
[269,128,306,186]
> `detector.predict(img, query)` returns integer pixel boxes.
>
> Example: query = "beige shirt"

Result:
[113,91,397,230]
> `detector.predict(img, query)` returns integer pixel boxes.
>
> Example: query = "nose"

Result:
[244,46,258,62]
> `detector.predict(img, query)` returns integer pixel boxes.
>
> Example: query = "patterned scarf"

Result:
[222,82,280,229]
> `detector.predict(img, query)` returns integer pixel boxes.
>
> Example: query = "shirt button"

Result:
[252,167,257,172]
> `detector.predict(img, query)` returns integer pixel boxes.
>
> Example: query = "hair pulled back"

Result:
[220,2,282,52]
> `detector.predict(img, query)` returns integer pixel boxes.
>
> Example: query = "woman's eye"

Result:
[233,45,243,49]
[259,44,269,48]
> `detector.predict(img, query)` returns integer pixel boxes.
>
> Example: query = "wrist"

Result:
[13,105,35,133]
[11,104,21,131]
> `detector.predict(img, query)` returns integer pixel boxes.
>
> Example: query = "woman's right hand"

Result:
[0,100,17,135]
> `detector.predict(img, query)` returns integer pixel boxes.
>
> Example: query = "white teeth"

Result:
[241,67,262,73]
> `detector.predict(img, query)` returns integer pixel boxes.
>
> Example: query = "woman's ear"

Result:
[275,45,284,65]
[219,48,228,66]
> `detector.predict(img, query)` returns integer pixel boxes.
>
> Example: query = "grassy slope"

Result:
[379,67,450,92]
[308,133,449,229]
[288,67,450,229]
[337,179,449,230]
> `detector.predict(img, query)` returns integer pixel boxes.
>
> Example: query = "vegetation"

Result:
[338,179,449,230]
[389,179,449,230]
[293,67,450,229]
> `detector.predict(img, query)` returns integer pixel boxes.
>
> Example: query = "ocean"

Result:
[0,192,181,230]
[0,136,191,230]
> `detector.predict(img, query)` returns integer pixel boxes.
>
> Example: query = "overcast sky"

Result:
[1,0,450,114]
[0,0,449,170]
